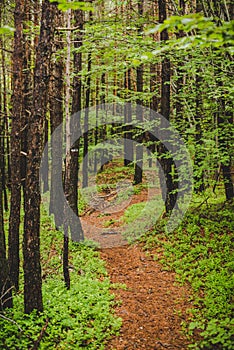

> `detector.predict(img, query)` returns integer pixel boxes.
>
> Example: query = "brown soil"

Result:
[101,245,192,350]
[80,164,192,349]
[80,188,157,248]
[81,201,192,350]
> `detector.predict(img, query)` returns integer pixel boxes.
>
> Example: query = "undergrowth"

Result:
[0,209,121,349]
[141,196,234,349]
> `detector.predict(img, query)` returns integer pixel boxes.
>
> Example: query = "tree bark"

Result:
[82,52,91,188]
[134,0,144,185]
[158,0,177,213]
[0,124,13,310]
[69,9,84,241]
[21,0,32,193]
[49,11,64,229]
[124,69,133,166]
[63,7,73,290]
[8,0,24,292]
[23,0,57,314]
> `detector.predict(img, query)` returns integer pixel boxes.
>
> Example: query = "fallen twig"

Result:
[30,317,49,350]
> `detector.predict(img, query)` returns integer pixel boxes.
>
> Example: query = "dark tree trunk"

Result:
[94,78,99,173]
[0,124,13,310]
[217,103,234,200]
[23,0,57,314]
[49,11,64,228]
[194,73,205,192]
[82,52,91,188]
[0,35,11,191]
[100,73,107,170]
[158,0,177,213]
[8,0,24,292]
[21,0,32,193]
[69,9,84,241]
[0,36,9,211]
[193,0,205,193]
[124,69,133,166]
[63,7,72,289]
[134,0,144,185]
[41,118,49,193]
[175,0,186,133]
[149,53,160,167]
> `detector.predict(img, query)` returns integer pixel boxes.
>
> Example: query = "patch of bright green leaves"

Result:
[49,0,93,12]
[142,197,234,349]
[0,211,121,349]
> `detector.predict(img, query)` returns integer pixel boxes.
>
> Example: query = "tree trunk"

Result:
[124,69,133,166]
[8,0,24,292]
[217,100,234,200]
[82,52,91,188]
[158,0,177,213]
[69,9,84,241]
[0,35,11,191]
[100,73,107,170]
[49,10,64,229]
[134,0,144,185]
[0,35,9,211]
[23,0,57,314]
[41,118,49,193]
[21,0,32,194]
[63,7,72,290]
[94,78,99,173]
[194,72,205,192]
[0,124,13,310]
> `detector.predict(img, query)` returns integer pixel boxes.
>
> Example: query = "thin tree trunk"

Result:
[217,98,234,200]
[0,132,13,309]
[194,72,205,192]
[124,69,133,166]
[23,0,57,313]
[70,9,84,240]
[100,72,107,170]
[158,0,177,213]
[134,0,144,185]
[41,118,49,193]
[49,11,64,228]
[193,0,205,193]
[0,36,10,210]
[0,37,11,190]
[63,7,72,290]
[94,78,99,173]
[21,0,32,194]
[82,52,91,188]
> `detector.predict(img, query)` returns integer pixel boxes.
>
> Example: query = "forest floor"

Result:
[101,245,192,350]
[79,161,193,349]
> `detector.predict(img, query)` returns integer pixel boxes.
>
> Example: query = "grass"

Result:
[121,195,164,242]
[141,193,234,349]
[0,207,121,349]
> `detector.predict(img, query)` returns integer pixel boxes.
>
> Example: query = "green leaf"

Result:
[49,0,94,12]
[0,26,15,35]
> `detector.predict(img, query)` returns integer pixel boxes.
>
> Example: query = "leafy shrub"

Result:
[0,213,121,349]
[142,197,234,349]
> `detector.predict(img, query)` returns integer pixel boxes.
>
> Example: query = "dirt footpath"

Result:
[101,245,192,350]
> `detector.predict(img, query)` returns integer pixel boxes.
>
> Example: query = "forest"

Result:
[0,0,233,349]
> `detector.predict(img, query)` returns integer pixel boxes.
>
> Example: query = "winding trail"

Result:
[101,244,192,349]
[79,163,193,349]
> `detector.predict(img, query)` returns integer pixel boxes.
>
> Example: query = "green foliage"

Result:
[0,211,121,349]
[78,189,89,215]
[49,0,93,12]
[147,15,234,52]
[142,196,234,349]
[0,26,15,35]
[122,196,163,243]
